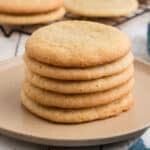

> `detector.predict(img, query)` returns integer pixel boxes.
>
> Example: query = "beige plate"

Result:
[0,56,150,147]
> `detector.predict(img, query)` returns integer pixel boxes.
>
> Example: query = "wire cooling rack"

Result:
[0,0,150,37]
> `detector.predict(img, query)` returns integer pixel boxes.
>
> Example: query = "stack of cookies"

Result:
[0,0,65,25]
[22,21,134,124]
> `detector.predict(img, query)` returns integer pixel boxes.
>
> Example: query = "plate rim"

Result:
[0,124,148,146]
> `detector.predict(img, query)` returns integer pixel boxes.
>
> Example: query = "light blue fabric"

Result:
[128,129,150,150]
[129,139,150,150]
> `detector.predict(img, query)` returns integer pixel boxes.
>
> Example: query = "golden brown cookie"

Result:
[24,52,133,80]
[26,21,131,67]
[0,8,65,25]
[21,92,133,123]
[26,65,133,94]
[64,0,138,17]
[0,0,63,14]
[23,78,134,109]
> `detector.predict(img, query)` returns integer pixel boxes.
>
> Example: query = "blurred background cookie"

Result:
[0,8,65,25]
[0,0,63,14]
[0,0,65,25]
[64,0,138,17]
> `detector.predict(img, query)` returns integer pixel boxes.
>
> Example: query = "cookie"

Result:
[0,0,63,14]
[0,8,65,25]
[26,21,131,67]
[21,92,133,123]
[64,0,138,17]
[24,52,133,80]
[26,64,133,94]
[23,78,134,109]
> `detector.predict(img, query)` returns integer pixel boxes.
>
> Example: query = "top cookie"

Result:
[64,0,138,17]
[0,0,63,14]
[26,21,131,67]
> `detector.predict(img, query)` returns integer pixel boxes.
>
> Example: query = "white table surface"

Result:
[0,12,149,150]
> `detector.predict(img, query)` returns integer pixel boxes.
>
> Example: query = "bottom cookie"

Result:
[21,92,133,124]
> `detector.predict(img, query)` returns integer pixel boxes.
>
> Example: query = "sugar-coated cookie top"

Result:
[0,0,63,14]
[26,21,131,67]
[64,0,138,17]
